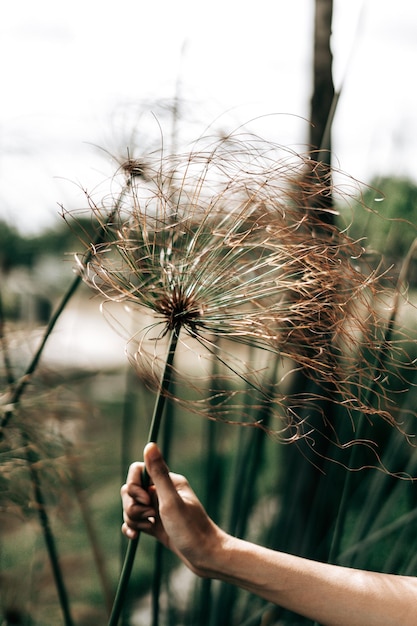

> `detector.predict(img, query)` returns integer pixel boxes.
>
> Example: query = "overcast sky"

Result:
[1,0,416,233]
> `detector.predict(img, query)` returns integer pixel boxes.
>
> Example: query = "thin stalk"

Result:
[25,434,75,626]
[120,366,143,626]
[107,326,180,626]
[198,373,222,626]
[69,454,114,614]
[1,289,75,625]
[151,389,176,626]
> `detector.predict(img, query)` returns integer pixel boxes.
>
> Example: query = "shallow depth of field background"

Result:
[2,2,417,625]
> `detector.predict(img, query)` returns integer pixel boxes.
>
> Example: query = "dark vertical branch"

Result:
[308,0,335,219]
[310,0,335,162]
[24,435,76,626]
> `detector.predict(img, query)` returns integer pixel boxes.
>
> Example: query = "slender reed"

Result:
[1,290,75,625]
[69,454,114,613]
[24,434,75,626]
[107,327,179,626]
[151,377,177,626]
[329,238,417,563]
[210,355,278,626]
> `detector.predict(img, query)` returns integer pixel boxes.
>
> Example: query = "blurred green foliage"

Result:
[342,176,417,259]
[0,217,96,273]
[3,176,417,625]
[2,176,417,275]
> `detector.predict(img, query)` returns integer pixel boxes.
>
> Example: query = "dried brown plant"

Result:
[69,131,415,466]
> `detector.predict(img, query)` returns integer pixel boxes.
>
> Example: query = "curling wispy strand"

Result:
[69,132,412,465]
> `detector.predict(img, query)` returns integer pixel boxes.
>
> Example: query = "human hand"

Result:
[121,442,227,577]
[122,444,417,626]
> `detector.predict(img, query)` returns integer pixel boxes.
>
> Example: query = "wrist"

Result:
[202,534,283,594]
[191,526,233,579]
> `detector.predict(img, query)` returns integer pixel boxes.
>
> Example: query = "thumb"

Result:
[144,442,179,503]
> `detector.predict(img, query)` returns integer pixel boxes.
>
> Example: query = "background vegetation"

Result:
[2,166,417,626]
[2,2,417,626]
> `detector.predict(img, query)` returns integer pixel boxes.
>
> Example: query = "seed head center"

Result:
[157,286,200,331]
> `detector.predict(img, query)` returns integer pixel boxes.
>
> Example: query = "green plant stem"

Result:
[151,389,176,626]
[25,435,75,626]
[69,454,114,614]
[107,326,180,626]
[1,289,76,626]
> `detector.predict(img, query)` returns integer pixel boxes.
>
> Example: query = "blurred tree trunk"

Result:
[306,0,335,221]
[310,0,335,164]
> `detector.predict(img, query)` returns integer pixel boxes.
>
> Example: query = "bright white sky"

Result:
[1,0,416,232]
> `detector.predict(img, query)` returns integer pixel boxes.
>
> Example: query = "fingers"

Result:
[143,443,174,494]
[143,443,188,518]
[125,461,148,494]
[142,443,222,576]
[120,443,221,577]
[121,514,151,540]
[121,443,191,543]
[121,461,152,508]
[121,460,157,539]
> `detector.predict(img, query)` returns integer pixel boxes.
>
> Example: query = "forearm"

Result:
[123,447,417,626]
[205,533,417,626]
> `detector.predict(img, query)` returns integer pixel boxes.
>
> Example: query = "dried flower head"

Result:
[70,131,414,467]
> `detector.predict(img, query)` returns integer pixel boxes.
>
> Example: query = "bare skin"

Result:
[121,442,417,626]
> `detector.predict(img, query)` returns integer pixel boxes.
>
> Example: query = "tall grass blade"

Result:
[107,327,179,626]
[329,239,417,563]
[1,288,75,626]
